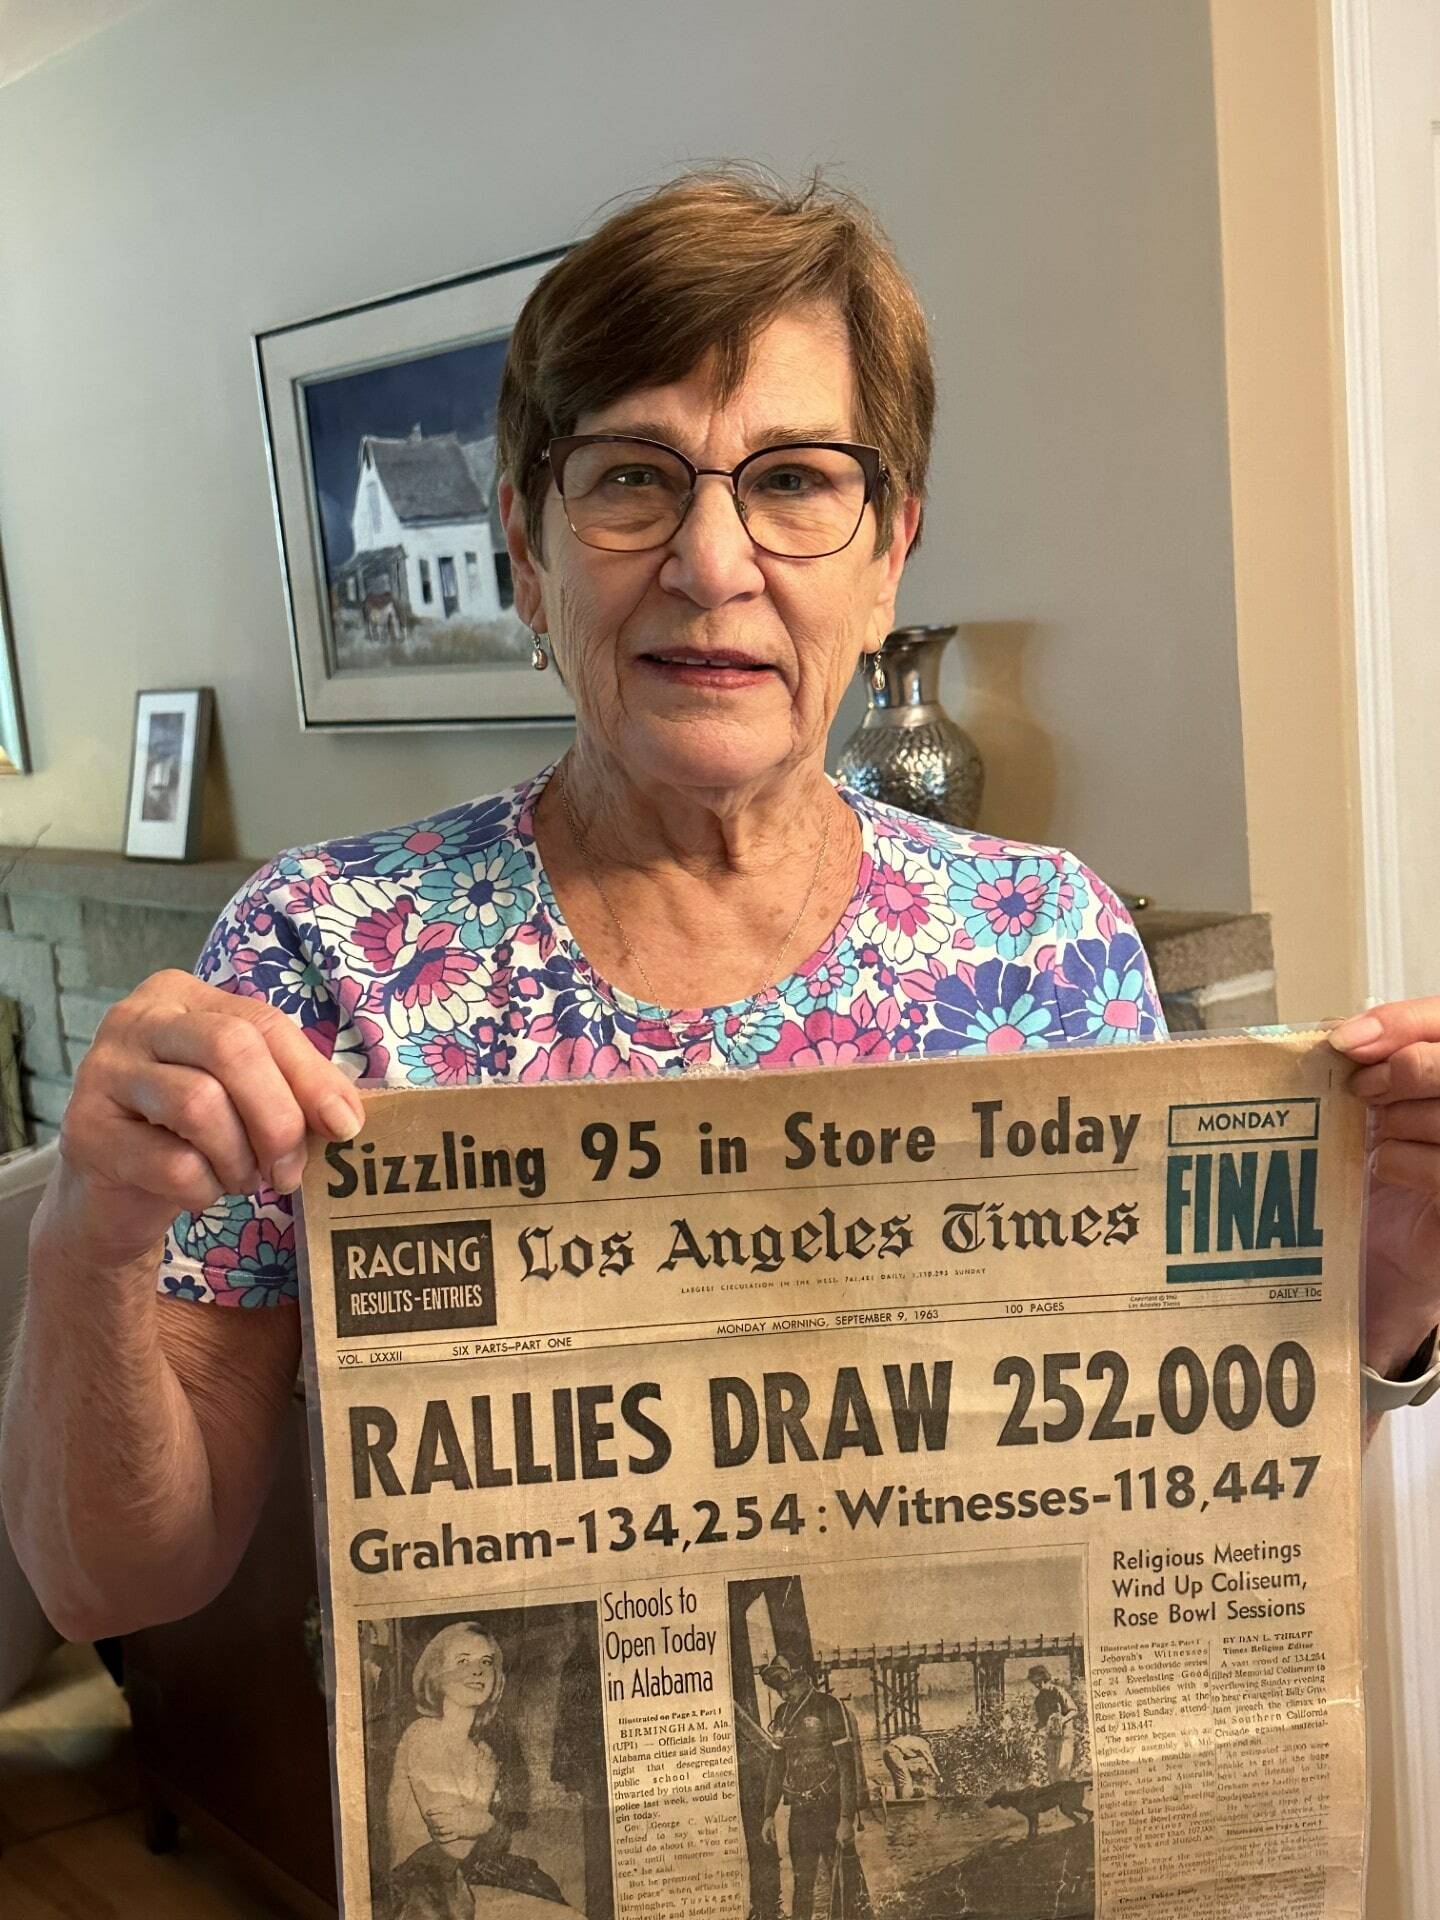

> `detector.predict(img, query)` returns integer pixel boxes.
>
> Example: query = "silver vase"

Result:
[835,624,984,828]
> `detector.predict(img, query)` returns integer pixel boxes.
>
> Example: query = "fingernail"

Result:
[1331,1015,1383,1052]
[273,1150,307,1193]
[1352,1062,1391,1098]
[321,1095,363,1141]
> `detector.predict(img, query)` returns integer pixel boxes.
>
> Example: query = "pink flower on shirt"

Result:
[866,854,950,964]
[327,887,480,1035]
[403,1031,483,1085]
[978,871,1047,942]
[349,896,427,972]
[202,1216,295,1305]
[520,1036,622,1081]
[385,931,480,1035]
[768,1006,891,1068]
[519,1035,662,1081]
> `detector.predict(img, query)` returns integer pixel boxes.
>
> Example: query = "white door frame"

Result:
[1331,1,1440,1911]
[1333,0,1406,1001]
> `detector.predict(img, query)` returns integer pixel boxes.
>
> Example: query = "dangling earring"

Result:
[530,628,550,672]
[869,649,885,692]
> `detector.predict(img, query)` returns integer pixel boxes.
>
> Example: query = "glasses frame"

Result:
[542,433,887,559]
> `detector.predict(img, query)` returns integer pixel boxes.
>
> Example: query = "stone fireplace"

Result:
[0,848,254,1142]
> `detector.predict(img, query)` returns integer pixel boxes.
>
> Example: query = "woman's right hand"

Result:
[53,968,366,1267]
[427,1807,494,1844]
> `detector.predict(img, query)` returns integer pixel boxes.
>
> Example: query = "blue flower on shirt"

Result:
[923,959,1062,1055]
[239,942,329,1018]
[158,1261,213,1304]
[1054,932,1157,1044]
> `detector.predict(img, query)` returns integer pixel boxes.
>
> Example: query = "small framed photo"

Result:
[255,248,575,733]
[124,689,213,861]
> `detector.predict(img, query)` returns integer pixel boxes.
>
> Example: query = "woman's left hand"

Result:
[1330,999,1440,1377]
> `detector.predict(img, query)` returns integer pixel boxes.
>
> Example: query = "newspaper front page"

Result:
[296,1031,1366,1920]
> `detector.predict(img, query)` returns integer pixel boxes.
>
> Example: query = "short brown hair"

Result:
[497,168,935,560]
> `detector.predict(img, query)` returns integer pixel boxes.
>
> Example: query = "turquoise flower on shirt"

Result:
[710,998,788,1068]
[781,953,860,1016]
[352,815,479,878]
[1050,859,1093,941]
[947,856,1058,961]
[417,847,533,949]
[171,1189,253,1263]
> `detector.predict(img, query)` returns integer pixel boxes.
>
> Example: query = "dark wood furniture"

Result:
[123,1388,338,1918]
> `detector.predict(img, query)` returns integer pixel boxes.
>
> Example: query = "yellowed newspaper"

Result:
[296,1030,1366,1920]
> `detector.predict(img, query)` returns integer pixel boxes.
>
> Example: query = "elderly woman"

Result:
[3,173,1438,1637]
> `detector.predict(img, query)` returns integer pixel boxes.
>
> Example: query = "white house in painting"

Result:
[334,427,509,640]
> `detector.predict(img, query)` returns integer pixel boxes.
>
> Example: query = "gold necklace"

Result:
[556,758,835,1013]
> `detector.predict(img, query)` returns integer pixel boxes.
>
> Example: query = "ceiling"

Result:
[0,0,157,89]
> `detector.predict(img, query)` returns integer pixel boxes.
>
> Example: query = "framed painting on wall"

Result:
[255,249,575,733]
[0,543,29,774]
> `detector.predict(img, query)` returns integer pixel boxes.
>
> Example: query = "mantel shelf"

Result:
[0,848,1275,1141]
[0,845,258,914]
[1130,907,1272,998]
[0,846,1273,994]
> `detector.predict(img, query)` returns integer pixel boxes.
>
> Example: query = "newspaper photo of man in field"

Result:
[728,1550,1092,1920]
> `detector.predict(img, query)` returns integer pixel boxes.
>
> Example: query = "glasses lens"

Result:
[558,440,692,551]
[739,446,869,556]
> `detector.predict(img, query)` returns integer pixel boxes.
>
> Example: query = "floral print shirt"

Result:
[160,763,1166,1307]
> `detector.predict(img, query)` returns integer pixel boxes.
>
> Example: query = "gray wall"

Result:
[0,0,1248,910]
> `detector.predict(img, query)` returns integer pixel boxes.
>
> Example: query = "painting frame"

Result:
[254,249,575,733]
[123,688,214,862]
[0,541,30,776]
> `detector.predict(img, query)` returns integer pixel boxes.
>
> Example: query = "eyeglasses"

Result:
[542,434,887,559]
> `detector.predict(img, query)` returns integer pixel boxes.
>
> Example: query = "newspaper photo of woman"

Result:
[387,1623,568,1916]
[361,1604,613,1920]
